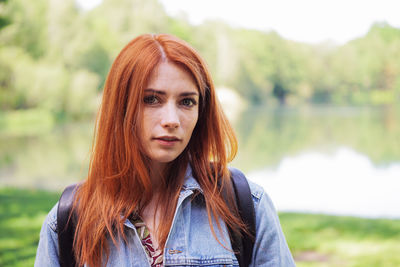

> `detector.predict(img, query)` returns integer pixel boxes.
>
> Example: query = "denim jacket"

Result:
[35,167,296,266]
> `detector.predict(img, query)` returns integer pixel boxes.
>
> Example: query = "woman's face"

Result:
[139,62,199,169]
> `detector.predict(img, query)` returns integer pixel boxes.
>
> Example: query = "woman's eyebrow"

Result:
[145,89,198,97]
[144,88,165,95]
[180,92,199,97]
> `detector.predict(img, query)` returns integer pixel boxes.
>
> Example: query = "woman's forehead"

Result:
[146,62,199,93]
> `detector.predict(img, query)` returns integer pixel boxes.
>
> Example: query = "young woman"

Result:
[35,34,295,267]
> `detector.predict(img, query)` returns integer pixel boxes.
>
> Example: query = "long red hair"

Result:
[73,34,243,266]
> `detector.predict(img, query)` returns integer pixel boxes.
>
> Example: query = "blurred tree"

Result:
[0,0,10,31]
[232,29,277,104]
[0,59,14,109]
[93,0,168,48]
[1,0,400,119]
[66,69,100,118]
[166,16,194,44]
[329,22,400,105]
[187,20,238,86]
[232,29,312,105]
[0,0,48,58]
[76,42,110,90]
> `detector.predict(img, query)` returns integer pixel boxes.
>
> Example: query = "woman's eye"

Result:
[143,95,159,105]
[181,98,197,107]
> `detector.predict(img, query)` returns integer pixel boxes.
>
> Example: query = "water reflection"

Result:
[1,105,399,216]
[232,105,400,171]
[248,147,400,218]
[0,123,93,190]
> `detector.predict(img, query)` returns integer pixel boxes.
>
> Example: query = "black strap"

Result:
[57,183,78,267]
[229,168,256,267]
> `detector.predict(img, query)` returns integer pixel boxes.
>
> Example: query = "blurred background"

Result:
[0,0,399,266]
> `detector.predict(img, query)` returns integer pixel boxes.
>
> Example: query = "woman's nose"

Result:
[161,103,180,129]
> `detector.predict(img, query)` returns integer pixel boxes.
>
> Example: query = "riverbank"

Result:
[1,187,399,266]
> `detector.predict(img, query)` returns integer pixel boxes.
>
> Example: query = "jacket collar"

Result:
[124,164,202,229]
[182,164,203,193]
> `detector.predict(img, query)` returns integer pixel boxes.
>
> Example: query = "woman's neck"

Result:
[148,161,167,186]
[140,192,162,249]
[139,161,166,249]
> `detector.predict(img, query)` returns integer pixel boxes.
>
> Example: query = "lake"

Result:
[1,105,399,218]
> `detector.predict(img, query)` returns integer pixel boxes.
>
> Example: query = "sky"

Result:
[77,0,400,44]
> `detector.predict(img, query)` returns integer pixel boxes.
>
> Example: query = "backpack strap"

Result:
[229,168,256,267]
[57,183,78,267]
[56,170,256,267]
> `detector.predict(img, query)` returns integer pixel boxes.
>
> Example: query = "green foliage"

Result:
[1,0,49,58]
[0,108,54,136]
[1,0,400,122]
[0,16,9,29]
[324,22,400,105]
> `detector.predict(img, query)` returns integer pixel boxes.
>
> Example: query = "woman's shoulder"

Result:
[35,203,61,266]
[228,167,265,202]
[43,202,59,233]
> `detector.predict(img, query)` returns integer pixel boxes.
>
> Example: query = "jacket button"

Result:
[168,249,183,254]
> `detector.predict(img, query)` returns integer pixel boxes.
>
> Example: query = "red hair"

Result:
[73,34,243,266]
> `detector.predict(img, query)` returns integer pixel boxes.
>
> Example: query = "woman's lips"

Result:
[153,136,181,146]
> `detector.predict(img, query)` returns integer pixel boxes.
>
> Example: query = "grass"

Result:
[0,187,59,267]
[1,187,400,266]
[280,213,400,266]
